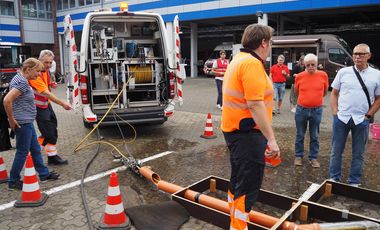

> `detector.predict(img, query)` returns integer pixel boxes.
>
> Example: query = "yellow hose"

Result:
[74,76,131,152]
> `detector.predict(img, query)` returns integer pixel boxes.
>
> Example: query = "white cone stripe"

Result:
[23,182,39,192]
[0,164,5,171]
[205,127,213,132]
[107,186,121,196]
[24,167,36,176]
[105,203,124,215]
[207,119,212,123]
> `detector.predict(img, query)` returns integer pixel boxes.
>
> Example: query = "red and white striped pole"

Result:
[173,15,183,106]
[63,14,80,110]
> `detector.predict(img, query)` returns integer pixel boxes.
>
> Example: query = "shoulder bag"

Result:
[352,66,374,123]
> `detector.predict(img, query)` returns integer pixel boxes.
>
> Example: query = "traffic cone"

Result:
[201,113,217,139]
[265,146,282,167]
[0,153,9,184]
[14,153,48,208]
[98,172,131,230]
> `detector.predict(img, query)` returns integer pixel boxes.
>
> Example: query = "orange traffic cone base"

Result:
[14,192,48,208]
[200,134,217,139]
[97,213,131,230]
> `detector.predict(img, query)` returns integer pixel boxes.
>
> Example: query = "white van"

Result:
[70,10,181,128]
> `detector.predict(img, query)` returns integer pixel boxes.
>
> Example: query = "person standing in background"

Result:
[270,55,290,114]
[290,55,305,113]
[29,50,72,166]
[293,53,328,168]
[329,43,380,186]
[211,50,229,110]
[4,58,60,190]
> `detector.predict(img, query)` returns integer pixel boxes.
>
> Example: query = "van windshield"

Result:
[210,50,232,59]
[338,38,352,55]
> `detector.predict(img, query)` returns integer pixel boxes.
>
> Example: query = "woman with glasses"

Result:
[294,53,328,168]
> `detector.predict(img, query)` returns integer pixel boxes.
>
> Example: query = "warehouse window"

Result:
[22,0,52,19]
[59,0,100,9]
[0,1,15,16]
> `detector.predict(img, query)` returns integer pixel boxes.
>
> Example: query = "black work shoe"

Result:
[40,171,60,182]
[8,180,23,191]
[48,155,68,165]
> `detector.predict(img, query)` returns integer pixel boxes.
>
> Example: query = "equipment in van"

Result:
[63,7,185,127]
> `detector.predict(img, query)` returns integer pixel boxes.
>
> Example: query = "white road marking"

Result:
[0,151,174,211]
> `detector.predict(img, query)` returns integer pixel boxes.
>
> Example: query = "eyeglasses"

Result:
[306,63,316,67]
[353,52,369,57]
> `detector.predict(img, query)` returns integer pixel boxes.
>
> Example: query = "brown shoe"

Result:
[294,157,303,166]
[309,159,320,168]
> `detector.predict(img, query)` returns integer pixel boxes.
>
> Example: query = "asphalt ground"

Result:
[0,77,379,229]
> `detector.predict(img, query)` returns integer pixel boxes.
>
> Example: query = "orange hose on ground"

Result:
[138,166,320,230]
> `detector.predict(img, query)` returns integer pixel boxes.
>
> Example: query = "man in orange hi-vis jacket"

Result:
[29,50,72,165]
[221,24,280,230]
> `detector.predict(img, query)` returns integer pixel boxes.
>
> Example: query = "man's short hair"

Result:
[354,43,370,53]
[304,53,318,63]
[278,55,285,61]
[241,24,273,50]
[219,50,226,55]
[39,50,55,60]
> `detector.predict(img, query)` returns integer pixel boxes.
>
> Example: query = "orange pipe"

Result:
[138,166,320,230]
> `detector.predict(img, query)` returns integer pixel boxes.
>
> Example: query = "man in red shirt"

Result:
[270,55,290,114]
[294,53,328,167]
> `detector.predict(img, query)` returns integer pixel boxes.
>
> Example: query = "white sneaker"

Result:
[217,104,222,109]
[291,108,296,113]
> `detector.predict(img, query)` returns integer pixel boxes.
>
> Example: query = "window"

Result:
[22,0,52,19]
[328,48,350,66]
[0,1,15,16]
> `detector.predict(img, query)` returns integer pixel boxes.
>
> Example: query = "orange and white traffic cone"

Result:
[0,153,9,184]
[98,172,131,230]
[201,113,217,139]
[14,153,48,208]
[265,146,282,167]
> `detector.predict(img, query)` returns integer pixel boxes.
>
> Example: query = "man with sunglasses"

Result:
[330,43,380,186]
[294,53,328,168]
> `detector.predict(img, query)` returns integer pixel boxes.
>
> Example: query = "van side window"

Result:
[328,48,350,65]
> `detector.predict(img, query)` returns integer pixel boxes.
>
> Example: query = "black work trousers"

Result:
[223,129,267,212]
[36,104,58,145]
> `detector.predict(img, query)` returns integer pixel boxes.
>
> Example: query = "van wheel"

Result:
[83,119,94,129]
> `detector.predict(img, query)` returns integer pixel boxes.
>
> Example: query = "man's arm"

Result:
[247,100,280,156]
[3,89,22,130]
[330,88,339,115]
[367,95,380,117]
[41,90,72,110]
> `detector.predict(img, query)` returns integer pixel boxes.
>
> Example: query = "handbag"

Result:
[352,66,374,123]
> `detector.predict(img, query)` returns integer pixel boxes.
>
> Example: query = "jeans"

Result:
[294,105,323,160]
[9,123,49,183]
[329,117,369,184]
[273,82,285,101]
[215,79,223,106]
